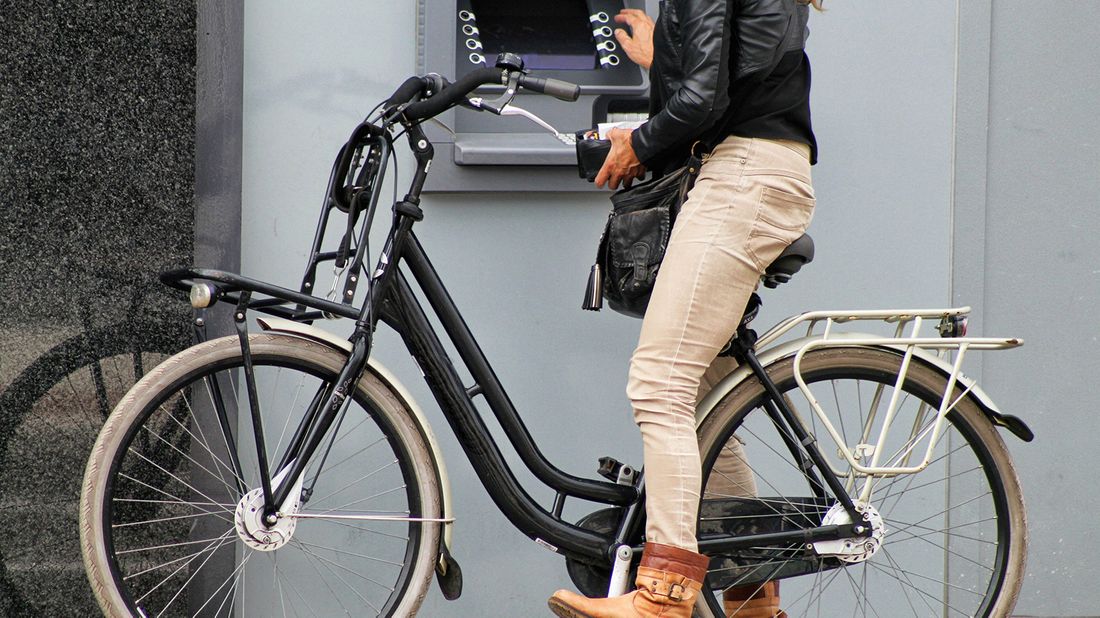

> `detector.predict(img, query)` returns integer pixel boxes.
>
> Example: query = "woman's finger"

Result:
[614,9,650,30]
[615,8,649,22]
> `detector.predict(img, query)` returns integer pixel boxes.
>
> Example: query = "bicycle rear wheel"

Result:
[695,346,1026,617]
[80,334,442,617]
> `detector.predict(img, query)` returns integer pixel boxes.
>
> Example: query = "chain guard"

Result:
[699,496,842,590]
[563,497,847,594]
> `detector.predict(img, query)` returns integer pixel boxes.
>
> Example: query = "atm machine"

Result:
[418,0,659,191]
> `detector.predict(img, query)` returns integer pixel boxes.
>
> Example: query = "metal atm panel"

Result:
[417,0,658,192]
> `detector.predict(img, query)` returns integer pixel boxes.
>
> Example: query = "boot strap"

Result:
[650,581,689,602]
[637,569,701,603]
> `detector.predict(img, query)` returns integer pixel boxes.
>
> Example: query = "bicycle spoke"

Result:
[176,547,253,618]
[272,374,309,459]
[116,472,233,524]
[87,344,436,617]
[830,379,848,452]
[126,446,228,512]
[294,542,383,614]
[887,516,998,546]
[211,561,245,618]
[202,371,249,488]
[132,528,234,604]
[271,553,318,618]
[301,515,410,542]
[139,422,239,502]
[697,349,1020,617]
[875,548,981,599]
[867,554,979,616]
[718,430,819,530]
[113,497,234,509]
[122,540,230,581]
[175,392,245,493]
[174,386,248,490]
[838,565,878,618]
[293,538,404,579]
[876,462,980,505]
[314,484,408,516]
[117,534,235,557]
[305,453,394,507]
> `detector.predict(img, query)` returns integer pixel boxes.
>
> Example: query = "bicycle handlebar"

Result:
[389,67,581,122]
[383,75,430,110]
[516,75,581,102]
[399,67,503,121]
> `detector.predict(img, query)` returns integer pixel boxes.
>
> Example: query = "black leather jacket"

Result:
[631,0,810,167]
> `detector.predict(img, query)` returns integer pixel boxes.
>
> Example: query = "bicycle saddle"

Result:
[762,233,814,288]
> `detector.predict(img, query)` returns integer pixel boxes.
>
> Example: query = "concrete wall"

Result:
[976,3,1100,615]
[0,2,196,614]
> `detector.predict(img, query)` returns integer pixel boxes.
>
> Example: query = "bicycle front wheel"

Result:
[696,346,1026,617]
[80,334,442,617]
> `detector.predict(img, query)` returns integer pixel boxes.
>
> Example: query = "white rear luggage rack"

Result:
[755,306,1022,502]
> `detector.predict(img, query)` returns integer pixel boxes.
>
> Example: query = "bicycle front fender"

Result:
[255,317,457,562]
[696,333,1033,443]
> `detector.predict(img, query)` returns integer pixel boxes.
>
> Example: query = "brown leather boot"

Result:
[722,581,786,617]
[548,542,709,617]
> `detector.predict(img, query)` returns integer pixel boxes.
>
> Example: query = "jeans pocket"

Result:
[747,186,816,270]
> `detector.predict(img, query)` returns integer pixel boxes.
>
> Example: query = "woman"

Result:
[549,1,821,617]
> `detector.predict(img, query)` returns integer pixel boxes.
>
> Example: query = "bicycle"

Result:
[78,54,1032,617]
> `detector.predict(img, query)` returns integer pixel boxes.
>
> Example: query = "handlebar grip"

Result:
[384,76,428,110]
[400,67,505,121]
[518,75,581,102]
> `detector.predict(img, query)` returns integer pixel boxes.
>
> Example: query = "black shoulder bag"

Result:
[580,148,704,318]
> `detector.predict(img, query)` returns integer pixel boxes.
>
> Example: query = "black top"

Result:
[723,49,817,164]
[636,0,817,173]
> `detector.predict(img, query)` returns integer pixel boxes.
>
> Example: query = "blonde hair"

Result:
[800,0,825,10]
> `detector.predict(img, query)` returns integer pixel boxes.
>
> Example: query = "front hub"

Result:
[234,487,299,551]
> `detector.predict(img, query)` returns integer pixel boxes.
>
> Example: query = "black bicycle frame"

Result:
[162,118,868,569]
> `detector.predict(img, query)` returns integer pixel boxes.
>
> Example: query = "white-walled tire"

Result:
[80,334,442,617]
[695,347,1026,617]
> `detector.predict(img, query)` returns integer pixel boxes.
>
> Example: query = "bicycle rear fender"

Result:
[255,317,457,565]
[696,333,1033,442]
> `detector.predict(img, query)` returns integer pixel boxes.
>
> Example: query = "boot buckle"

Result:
[667,583,685,602]
[649,581,686,602]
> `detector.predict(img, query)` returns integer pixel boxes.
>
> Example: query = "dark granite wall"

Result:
[0,2,196,614]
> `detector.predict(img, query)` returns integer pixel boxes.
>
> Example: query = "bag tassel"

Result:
[582,263,603,311]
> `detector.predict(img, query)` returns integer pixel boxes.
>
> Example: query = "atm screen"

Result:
[470,0,597,70]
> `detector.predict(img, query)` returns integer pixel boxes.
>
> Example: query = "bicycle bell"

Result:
[494,52,525,72]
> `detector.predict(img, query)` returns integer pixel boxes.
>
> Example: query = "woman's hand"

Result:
[613,9,655,70]
[595,127,646,190]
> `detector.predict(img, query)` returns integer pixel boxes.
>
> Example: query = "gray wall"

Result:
[239,1,1097,616]
[977,3,1100,615]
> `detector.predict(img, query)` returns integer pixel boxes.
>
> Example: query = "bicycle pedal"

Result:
[597,457,637,485]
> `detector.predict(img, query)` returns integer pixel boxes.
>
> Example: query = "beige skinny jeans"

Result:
[627,135,815,551]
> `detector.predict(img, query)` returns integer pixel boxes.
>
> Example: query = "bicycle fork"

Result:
[192,291,376,524]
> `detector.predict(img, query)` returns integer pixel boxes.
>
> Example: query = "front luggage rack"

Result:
[161,268,361,323]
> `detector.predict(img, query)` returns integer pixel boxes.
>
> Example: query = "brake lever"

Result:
[462,69,521,115]
[499,105,576,146]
